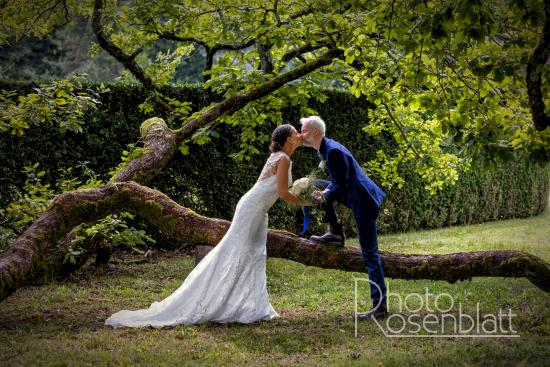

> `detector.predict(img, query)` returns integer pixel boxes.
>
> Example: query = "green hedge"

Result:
[1,81,548,242]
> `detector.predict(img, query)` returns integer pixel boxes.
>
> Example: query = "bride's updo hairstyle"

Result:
[269,124,293,153]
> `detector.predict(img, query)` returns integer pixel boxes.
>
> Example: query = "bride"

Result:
[105,124,308,328]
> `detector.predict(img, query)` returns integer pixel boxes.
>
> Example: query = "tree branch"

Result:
[1,181,548,303]
[204,48,215,81]
[158,30,257,54]
[156,32,209,48]
[176,48,344,140]
[92,0,156,92]
[444,55,480,98]
[382,102,423,160]
[257,41,274,73]
[157,31,256,78]
[154,3,317,77]
[289,5,314,20]
[211,39,257,52]
[32,0,67,26]
[109,117,178,185]
[109,49,343,184]
[281,42,328,63]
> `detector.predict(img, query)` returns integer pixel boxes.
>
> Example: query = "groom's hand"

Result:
[312,190,324,204]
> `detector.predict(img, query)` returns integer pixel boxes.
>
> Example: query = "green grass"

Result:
[1,208,549,366]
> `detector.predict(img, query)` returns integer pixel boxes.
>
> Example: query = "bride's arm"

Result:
[275,157,312,206]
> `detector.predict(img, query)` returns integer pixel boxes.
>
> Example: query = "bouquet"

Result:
[289,177,316,201]
[289,175,325,237]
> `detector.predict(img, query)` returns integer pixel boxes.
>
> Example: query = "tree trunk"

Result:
[1,181,548,303]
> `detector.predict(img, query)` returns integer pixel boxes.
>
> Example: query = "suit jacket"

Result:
[318,137,386,209]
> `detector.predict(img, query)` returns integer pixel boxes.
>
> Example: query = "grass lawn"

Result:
[1,207,549,366]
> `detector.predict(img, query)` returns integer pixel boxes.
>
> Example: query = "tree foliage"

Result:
[0,160,155,259]
[0,75,109,135]
[2,0,548,192]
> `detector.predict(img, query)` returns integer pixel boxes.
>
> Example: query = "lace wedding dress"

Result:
[105,151,292,328]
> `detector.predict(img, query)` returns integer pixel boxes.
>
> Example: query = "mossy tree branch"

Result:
[1,181,548,303]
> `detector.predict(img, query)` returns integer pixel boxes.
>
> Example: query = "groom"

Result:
[299,116,388,319]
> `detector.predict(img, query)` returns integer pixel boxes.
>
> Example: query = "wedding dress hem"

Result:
[104,151,291,328]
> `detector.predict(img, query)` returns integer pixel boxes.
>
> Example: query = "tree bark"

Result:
[1,181,548,303]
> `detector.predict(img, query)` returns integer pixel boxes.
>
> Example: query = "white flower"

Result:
[290,177,312,197]
[319,160,326,170]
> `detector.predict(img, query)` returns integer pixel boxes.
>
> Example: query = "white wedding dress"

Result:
[105,151,292,328]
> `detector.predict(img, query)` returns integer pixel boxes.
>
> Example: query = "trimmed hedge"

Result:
[1,81,548,242]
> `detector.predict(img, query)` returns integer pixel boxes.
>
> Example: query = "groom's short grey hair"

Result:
[300,116,326,136]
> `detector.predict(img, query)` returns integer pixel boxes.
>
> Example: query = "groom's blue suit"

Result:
[316,137,387,304]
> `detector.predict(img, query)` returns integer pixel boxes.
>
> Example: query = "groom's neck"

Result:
[314,137,324,151]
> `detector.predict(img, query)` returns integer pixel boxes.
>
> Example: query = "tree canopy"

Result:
[1,0,548,193]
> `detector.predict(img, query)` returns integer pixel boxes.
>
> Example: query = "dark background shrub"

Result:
[1,81,547,247]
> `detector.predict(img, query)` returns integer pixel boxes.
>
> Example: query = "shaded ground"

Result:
[1,208,549,366]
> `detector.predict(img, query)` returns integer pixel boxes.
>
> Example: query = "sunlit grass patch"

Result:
[0,207,549,366]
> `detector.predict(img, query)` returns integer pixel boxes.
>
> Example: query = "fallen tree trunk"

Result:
[1,181,548,303]
[265,235,550,292]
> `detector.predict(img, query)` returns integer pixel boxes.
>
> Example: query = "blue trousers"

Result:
[316,180,387,305]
